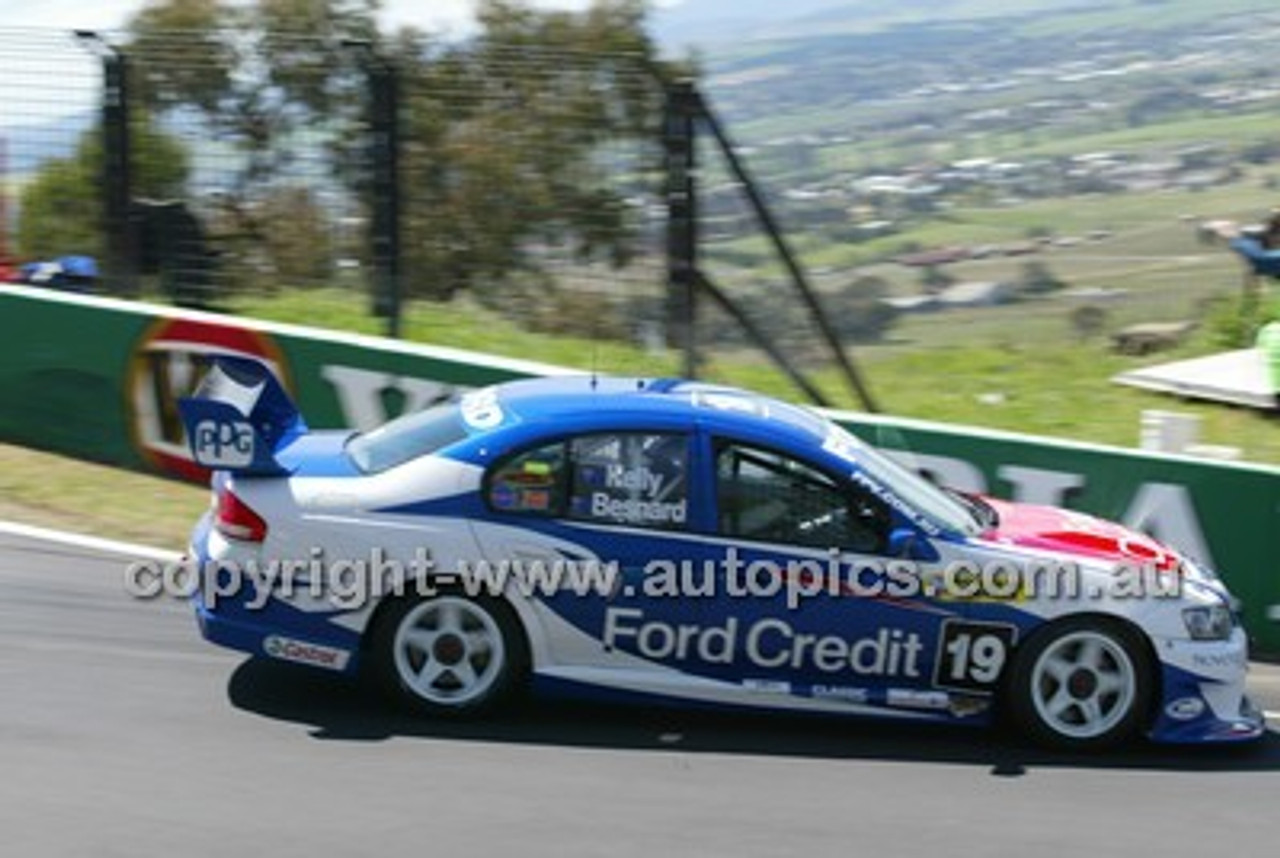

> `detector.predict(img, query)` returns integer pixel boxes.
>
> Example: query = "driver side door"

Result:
[701,438,947,709]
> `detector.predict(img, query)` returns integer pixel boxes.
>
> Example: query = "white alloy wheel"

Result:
[1007,618,1152,749]
[375,593,525,715]
[1029,630,1137,741]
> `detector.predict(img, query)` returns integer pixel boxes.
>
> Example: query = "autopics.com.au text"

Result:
[123,546,1184,611]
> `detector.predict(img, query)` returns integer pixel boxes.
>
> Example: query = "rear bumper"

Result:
[188,517,363,675]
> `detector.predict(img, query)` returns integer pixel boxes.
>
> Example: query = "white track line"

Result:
[0,520,180,562]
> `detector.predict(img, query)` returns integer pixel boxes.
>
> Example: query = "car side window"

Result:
[715,443,890,553]
[485,432,690,530]
[486,442,568,516]
[568,433,689,530]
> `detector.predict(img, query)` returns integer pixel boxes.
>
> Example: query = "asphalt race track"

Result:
[2,530,1277,856]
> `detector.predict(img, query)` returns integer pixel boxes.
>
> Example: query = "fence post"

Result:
[664,79,699,379]
[79,32,134,296]
[368,56,402,338]
[697,92,879,412]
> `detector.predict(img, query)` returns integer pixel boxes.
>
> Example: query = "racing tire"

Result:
[370,590,528,718]
[1005,617,1153,751]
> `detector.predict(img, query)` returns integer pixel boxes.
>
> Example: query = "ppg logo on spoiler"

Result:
[128,317,289,482]
[193,419,255,468]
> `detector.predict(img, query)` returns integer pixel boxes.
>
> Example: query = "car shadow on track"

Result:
[227,657,1280,776]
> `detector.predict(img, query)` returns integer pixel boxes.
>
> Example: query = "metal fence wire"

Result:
[1,27,669,350]
[393,42,669,342]
[0,29,104,284]
[2,25,887,411]
[122,29,365,312]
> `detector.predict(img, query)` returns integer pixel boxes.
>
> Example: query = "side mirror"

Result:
[888,527,928,560]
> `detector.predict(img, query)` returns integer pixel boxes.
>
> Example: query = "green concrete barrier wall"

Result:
[0,286,573,480]
[2,286,1278,650]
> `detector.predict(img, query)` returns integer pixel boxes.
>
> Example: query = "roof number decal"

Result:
[460,387,504,430]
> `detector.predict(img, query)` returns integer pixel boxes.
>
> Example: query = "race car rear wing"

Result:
[177,357,308,476]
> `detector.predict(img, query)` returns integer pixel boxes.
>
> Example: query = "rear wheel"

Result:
[371,591,527,717]
[1006,618,1152,750]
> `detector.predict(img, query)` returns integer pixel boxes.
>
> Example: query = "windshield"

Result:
[346,403,469,474]
[823,423,984,536]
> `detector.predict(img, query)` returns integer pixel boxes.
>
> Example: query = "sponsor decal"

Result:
[690,389,771,419]
[191,418,255,468]
[490,485,519,510]
[849,470,942,537]
[810,684,870,704]
[128,317,289,482]
[523,489,552,511]
[262,635,351,670]
[1165,697,1207,721]
[742,678,792,695]
[886,688,950,710]
[1192,651,1247,671]
[602,607,924,679]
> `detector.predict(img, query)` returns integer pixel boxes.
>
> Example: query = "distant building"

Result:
[896,246,971,267]
[881,294,940,313]
[1002,242,1039,257]
[937,281,1013,307]
[1057,287,1129,302]
[852,220,897,238]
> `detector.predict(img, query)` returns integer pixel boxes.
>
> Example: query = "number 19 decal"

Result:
[933,620,1017,694]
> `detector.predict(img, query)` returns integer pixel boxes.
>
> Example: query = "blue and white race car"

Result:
[180,358,1264,749]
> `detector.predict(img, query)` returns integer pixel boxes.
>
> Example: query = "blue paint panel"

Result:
[189,539,362,673]
[1147,662,1266,743]
[275,431,359,478]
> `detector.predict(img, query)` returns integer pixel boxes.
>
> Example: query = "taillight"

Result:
[215,488,268,543]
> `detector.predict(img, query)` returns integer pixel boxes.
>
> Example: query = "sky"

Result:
[0,0,662,36]
[0,0,684,130]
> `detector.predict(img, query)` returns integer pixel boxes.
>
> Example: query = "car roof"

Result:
[486,375,832,449]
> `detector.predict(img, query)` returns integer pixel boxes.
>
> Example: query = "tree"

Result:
[827,275,900,344]
[920,264,954,295]
[260,186,335,284]
[391,0,675,303]
[124,0,679,305]
[17,120,189,261]
[1018,259,1066,296]
[16,159,96,261]
[1070,304,1108,340]
[127,0,378,292]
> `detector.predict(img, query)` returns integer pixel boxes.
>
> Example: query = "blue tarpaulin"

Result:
[16,255,98,290]
[1229,236,1280,277]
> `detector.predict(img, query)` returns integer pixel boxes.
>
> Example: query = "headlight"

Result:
[1182,604,1234,641]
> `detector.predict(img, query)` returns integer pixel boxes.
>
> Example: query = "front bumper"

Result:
[1147,629,1267,743]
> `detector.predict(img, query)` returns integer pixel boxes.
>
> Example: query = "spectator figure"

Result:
[1260,209,1280,249]
[131,199,218,309]
[1210,209,1280,280]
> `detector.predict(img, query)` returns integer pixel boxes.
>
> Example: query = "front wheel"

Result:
[1006,618,1153,750]
[370,591,528,717]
